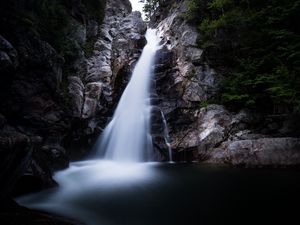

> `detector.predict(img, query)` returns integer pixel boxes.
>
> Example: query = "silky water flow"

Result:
[95,28,161,162]
[16,29,166,225]
[16,27,300,224]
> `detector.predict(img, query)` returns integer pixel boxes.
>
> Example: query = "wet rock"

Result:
[165,104,260,161]
[10,136,69,196]
[197,105,232,152]
[150,1,223,160]
[150,106,171,160]
[40,143,69,171]
[150,0,300,166]
[205,138,300,167]
[80,2,146,118]
[0,0,144,200]
[0,121,45,197]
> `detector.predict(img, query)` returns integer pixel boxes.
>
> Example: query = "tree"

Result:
[186,0,300,113]
[142,0,166,20]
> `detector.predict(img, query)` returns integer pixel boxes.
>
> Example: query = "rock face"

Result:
[151,0,300,165]
[65,1,146,156]
[205,138,300,167]
[0,0,146,197]
[68,1,146,119]
[149,1,222,160]
[0,31,69,197]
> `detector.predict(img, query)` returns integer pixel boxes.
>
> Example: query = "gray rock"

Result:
[87,20,99,38]
[66,0,146,119]
[205,138,300,167]
[166,104,260,161]
[82,82,102,118]
[229,130,268,141]
[150,106,172,160]
[0,0,142,196]
[150,0,300,166]
[82,3,146,117]
[68,76,84,117]
[151,0,223,160]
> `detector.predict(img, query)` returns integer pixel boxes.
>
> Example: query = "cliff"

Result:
[0,0,146,199]
[149,0,300,166]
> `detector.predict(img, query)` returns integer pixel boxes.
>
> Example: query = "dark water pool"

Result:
[18,161,300,225]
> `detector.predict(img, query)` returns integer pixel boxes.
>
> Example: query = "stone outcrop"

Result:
[69,2,146,119]
[205,138,300,167]
[151,0,300,165]
[0,31,69,195]
[150,1,222,160]
[0,0,146,223]
[0,0,146,198]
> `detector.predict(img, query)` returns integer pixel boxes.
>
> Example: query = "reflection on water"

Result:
[17,161,300,225]
[17,160,162,225]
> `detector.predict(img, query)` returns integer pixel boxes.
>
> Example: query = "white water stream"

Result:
[17,29,165,224]
[95,29,161,162]
[15,27,299,225]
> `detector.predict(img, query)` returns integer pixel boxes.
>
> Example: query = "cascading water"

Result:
[14,26,300,225]
[16,29,165,224]
[161,111,173,162]
[15,28,300,225]
[95,28,161,162]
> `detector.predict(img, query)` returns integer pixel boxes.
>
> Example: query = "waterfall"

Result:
[16,29,173,225]
[161,111,173,162]
[95,29,161,162]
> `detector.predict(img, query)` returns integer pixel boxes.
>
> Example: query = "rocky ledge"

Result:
[150,0,300,166]
[205,138,300,167]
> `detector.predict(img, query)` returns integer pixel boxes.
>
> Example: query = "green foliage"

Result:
[199,100,209,108]
[0,0,106,106]
[142,0,167,21]
[0,0,106,57]
[185,0,211,23]
[186,0,300,113]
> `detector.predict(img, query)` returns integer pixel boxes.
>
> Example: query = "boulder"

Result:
[205,138,300,167]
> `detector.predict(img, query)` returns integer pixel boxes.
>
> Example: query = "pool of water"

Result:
[17,161,300,225]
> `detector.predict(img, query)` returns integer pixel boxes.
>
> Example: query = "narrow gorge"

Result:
[0,0,299,225]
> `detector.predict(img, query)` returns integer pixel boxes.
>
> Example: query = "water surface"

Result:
[18,161,300,225]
